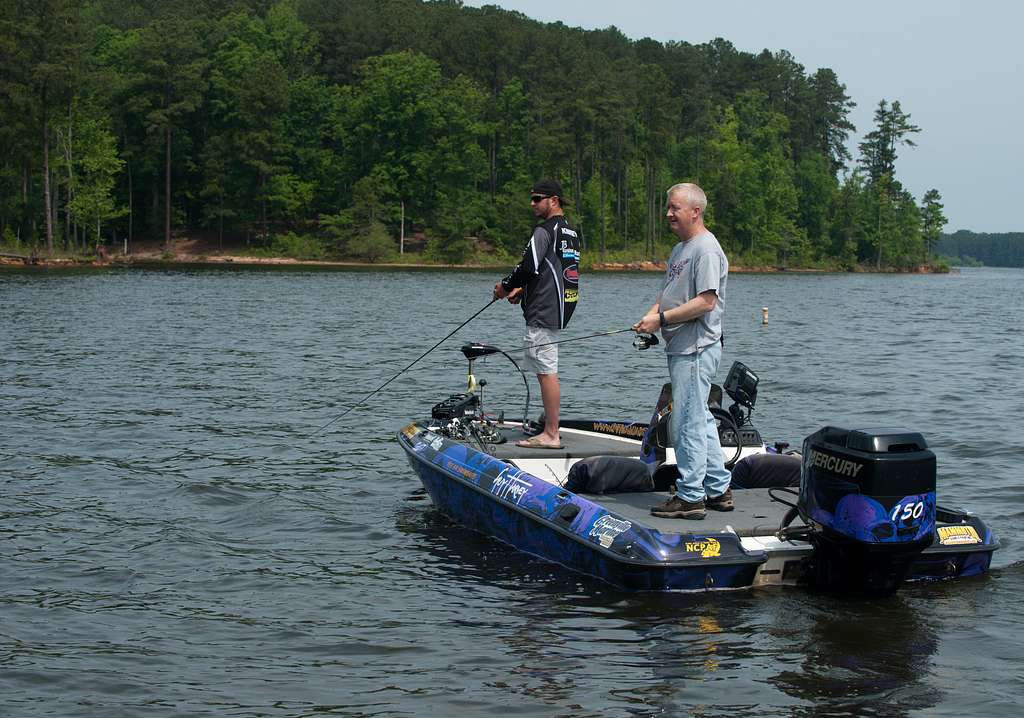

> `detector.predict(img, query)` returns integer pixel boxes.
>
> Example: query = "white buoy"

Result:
[761,307,769,325]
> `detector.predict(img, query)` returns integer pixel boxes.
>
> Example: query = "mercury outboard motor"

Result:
[798,426,936,595]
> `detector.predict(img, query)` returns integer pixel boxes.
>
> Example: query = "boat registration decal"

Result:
[685,537,722,558]
[589,516,632,548]
[937,525,982,545]
[491,469,531,505]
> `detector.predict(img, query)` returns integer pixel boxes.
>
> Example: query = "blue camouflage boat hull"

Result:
[399,421,765,591]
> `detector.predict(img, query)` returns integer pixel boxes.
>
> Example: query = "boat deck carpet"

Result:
[582,488,795,537]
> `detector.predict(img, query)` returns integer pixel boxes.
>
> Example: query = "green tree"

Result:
[581,171,615,260]
[703,92,800,264]
[348,219,396,262]
[1,0,86,253]
[829,172,867,270]
[0,0,953,272]
[128,10,208,249]
[807,68,856,172]
[858,99,921,184]
[920,189,946,262]
[862,174,923,270]
[794,152,837,253]
[203,5,327,242]
[338,51,488,240]
[62,109,125,246]
[865,174,896,268]
[892,190,923,269]
[487,79,533,255]
[198,132,235,251]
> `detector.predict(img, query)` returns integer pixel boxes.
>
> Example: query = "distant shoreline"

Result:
[0,252,947,274]
[0,242,942,272]
[0,253,813,273]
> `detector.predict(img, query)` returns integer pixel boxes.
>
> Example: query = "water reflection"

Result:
[768,595,940,717]
[396,491,945,717]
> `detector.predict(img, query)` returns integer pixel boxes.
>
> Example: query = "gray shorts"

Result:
[522,326,559,374]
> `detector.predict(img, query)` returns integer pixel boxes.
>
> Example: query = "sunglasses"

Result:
[530,194,551,203]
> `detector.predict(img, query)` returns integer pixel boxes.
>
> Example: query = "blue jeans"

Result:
[667,343,732,503]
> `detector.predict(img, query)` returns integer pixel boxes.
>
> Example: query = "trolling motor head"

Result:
[460,343,499,393]
[460,343,500,360]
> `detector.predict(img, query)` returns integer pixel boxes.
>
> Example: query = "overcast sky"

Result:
[464,0,1022,232]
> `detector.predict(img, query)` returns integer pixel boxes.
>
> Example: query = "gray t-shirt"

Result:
[658,230,728,355]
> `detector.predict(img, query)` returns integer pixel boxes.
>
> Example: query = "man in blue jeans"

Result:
[633,183,732,519]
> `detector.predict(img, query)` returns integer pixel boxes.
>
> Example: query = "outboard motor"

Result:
[799,426,936,595]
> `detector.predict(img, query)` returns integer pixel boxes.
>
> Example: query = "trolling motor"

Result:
[431,343,500,421]
[796,426,937,595]
[434,332,655,425]
[461,342,499,394]
[430,343,531,444]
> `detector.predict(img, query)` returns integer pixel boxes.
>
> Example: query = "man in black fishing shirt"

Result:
[493,179,581,449]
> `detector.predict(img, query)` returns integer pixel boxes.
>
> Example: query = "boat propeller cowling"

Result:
[798,425,937,595]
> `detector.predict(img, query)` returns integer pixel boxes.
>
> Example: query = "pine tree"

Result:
[921,189,947,262]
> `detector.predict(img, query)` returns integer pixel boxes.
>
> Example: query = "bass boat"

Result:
[398,341,998,594]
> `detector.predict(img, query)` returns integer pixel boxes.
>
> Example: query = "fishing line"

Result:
[309,298,499,436]
[458,327,657,430]
[498,327,657,354]
[514,327,634,352]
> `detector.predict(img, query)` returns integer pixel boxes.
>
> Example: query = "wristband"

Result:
[659,311,666,327]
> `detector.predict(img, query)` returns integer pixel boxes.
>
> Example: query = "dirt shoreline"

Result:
[0,252,823,273]
[1,238,942,273]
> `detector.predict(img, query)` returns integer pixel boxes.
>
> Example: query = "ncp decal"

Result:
[685,537,722,558]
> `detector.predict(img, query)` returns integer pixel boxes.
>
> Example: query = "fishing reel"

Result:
[633,332,660,351]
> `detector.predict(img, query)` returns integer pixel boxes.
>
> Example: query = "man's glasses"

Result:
[530,195,550,203]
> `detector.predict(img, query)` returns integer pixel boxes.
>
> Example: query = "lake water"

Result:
[2,265,1022,717]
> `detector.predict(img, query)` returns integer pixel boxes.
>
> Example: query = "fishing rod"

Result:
[501,327,660,353]
[370,327,657,383]
[309,298,499,436]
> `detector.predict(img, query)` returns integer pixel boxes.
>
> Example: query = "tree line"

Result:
[937,231,1024,268]
[1,0,949,269]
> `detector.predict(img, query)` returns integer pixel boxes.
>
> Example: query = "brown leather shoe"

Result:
[650,495,706,519]
[706,489,734,512]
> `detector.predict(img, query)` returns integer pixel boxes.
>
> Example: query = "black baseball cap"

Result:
[531,179,569,204]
